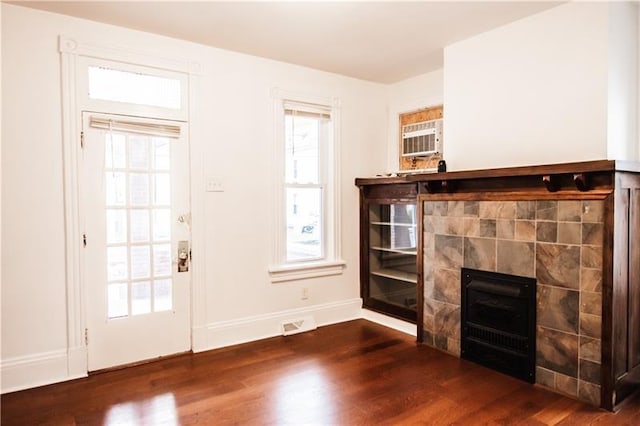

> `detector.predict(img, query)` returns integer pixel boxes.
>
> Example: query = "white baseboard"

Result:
[67,345,88,378]
[2,300,418,393]
[192,298,363,352]
[361,309,417,336]
[1,349,86,394]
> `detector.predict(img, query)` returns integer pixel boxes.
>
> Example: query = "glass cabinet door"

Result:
[367,202,417,318]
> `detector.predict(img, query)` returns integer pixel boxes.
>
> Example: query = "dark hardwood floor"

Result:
[2,319,640,425]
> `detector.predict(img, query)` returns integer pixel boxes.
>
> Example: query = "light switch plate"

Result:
[206,176,224,192]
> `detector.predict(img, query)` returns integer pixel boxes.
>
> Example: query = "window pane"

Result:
[154,279,173,312]
[285,115,319,184]
[153,173,171,205]
[130,209,150,243]
[129,136,149,169]
[286,187,322,261]
[106,209,127,244]
[153,138,170,170]
[153,244,172,276]
[107,246,128,281]
[108,283,128,319]
[129,173,149,206]
[153,209,171,241]
[88,66,181,110]
[130,245,151,280]
[106,172,127,206]
[105,134,126,169]
[131,281,151,315]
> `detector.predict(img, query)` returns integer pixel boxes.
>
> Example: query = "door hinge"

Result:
[80,131,84,149]
[84,328,89,345]
[83,233,87,247]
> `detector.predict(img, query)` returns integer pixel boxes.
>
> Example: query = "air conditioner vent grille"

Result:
[402,118,443,157]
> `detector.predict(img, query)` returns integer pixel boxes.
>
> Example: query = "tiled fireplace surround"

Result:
[422,199,604,406]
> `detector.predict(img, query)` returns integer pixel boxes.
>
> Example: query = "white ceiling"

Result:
[12,1,561,83]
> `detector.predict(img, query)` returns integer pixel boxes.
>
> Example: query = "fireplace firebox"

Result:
[461,268,536,383]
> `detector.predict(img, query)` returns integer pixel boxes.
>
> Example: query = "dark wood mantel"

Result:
[356,160,640,196]
[356,160,640,411]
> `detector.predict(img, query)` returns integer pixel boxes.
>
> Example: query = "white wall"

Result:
[1,4,388,392]
[443,2,610,171]
[608,2,639,161]
[386,69,444,172]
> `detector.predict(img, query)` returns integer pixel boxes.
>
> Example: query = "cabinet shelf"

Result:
[371,268,418,284]
[358,190,418,323]
[370,246,417,256]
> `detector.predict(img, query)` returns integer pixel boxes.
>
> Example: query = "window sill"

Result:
[268,260,346,283]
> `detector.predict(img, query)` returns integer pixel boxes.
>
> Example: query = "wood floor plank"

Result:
[2,320,639,425]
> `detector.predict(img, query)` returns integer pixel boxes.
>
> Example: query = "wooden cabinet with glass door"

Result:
[356,181,418,323]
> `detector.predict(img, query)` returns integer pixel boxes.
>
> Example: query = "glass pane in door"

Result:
[104,132,174,319]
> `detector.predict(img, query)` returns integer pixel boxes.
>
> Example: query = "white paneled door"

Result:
[82,112,191,371]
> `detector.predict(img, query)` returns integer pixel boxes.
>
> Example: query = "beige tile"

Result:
[515,220,536,241]
[536,367,556,388]
[558,201,582,222]
[447,201,464,217]
[578,381,601,406]
[580,336,601,363]
[517,201,536,220]
[558,222,581,245]
[479,219,496,238]
[422,329,434,346]
[536,221,558,243]
[463,237,496,271]
[581,268,602,293]
[496,219,515,240]
[580,292,602,316]
[433,268,461,304]
[433,201,449,216]
[423,201,434,216]
[496,201,517,219]
[582,201,604,223]
[463,201,479,217]
[536,243,580,289]
[479,202,499,219]
[579,359,600,384]
[447,338,461,357]
[537,285,579,333]
[536,326,579,377]
[580,313,602,339]
[582,246,603,269]
[556,373,578,397]
[445,217,464,236]
[434,235,463,269]
[582,223,604,246]
[464,218,480,237]
[497,240,535,278]
[537,200,558,221]
[433,301,460,340]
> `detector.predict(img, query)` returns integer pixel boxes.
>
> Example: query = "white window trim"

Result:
[268,88,344,283]
[76,56,189,122]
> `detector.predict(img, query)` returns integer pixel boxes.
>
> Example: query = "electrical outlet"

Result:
[302,287,309,300]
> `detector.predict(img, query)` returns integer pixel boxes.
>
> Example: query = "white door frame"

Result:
[59,35,207,378]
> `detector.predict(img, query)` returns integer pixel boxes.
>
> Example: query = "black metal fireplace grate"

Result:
[461,268,536,383]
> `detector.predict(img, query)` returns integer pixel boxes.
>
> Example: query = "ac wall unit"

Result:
[402,118,443,157]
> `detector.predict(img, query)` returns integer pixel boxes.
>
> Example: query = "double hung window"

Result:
[284,102,330,262]
[270,95,344,282]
